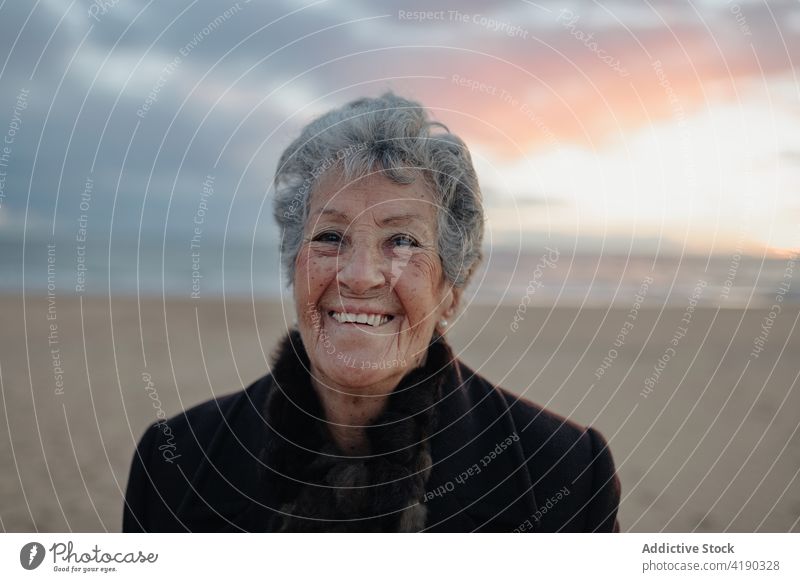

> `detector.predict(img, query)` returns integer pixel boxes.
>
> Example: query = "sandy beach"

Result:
[1,292,798,532]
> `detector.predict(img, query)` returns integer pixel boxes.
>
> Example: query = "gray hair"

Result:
[272,91,484,288]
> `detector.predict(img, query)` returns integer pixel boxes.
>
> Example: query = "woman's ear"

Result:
[447,287,462,319]
[440,285,461,322]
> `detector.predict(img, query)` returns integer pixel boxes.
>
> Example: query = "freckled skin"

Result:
[293,171,460,400]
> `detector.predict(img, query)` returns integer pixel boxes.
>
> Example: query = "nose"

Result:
[337,242,386,294]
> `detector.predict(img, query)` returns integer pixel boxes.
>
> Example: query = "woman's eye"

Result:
[390,234,419,248]
[313,231,342,244]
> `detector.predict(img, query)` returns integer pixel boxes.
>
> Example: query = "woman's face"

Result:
[293,170,458,393]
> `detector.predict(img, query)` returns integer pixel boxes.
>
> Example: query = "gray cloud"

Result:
[1,0,798,250]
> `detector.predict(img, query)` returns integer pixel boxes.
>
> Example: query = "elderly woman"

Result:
[122,92,620,532]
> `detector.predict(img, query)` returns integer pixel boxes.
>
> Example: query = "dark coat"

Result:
[122,331,621,532]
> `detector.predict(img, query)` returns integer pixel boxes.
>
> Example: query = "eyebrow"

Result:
[311,208,426,227]
[378,212,425,227]
[312,208,349,222]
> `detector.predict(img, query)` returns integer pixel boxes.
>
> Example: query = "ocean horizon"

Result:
[2,232,797,308]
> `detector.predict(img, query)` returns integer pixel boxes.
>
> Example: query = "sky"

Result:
[0,0,799,261]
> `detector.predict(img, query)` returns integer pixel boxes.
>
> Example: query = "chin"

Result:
[311,345,410,392]
[314,356,403,392]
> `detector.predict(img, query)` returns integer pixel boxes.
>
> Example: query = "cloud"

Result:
[0,0,797,258]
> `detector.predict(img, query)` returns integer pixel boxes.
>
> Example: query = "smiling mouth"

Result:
[328,311,395,327]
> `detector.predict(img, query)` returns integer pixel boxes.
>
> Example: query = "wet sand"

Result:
[1,293,798,532]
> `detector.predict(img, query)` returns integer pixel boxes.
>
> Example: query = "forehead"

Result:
[308,171,437,221]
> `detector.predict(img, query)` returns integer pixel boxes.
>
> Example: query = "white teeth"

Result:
[330,311,390,326]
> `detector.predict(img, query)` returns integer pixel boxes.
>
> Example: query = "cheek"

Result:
[294,249,337,335]
[399,252,446,314]
[294,251,336,334]
[294,246,337,297]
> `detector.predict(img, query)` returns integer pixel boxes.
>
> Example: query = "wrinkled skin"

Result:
[293,170,460,400]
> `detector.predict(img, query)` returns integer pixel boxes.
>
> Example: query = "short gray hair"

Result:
[272,91,484,288]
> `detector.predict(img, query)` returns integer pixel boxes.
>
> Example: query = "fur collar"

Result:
[260,329,454,532]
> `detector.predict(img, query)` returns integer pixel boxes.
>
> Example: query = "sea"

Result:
[2,232,797,308]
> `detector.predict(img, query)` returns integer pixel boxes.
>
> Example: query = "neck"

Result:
[264,329,451,532]
[310,373,395,455]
